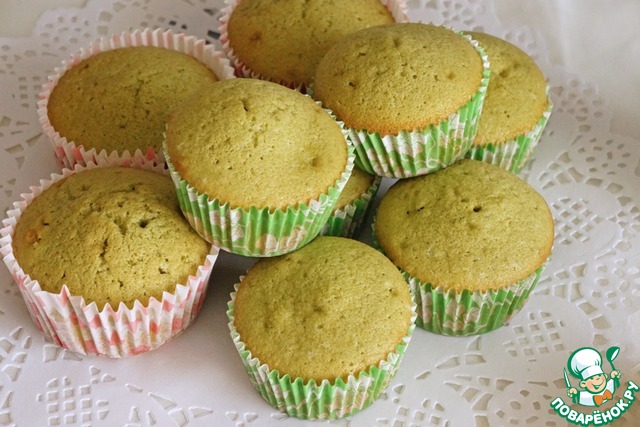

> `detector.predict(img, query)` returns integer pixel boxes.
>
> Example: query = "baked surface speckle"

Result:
[466,31,549,146]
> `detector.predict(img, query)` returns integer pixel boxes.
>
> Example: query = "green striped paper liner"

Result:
[465,91,553,174]
[227,282,417,420]
[406,262,547,336]
[164,139,354,257]
[347,31,491,178]
[371,222,548,336]
[320,175,381,238]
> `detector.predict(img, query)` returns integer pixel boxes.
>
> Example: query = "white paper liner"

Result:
[218,0,409,92]
[0,155,219,357]
[37,28,236,170]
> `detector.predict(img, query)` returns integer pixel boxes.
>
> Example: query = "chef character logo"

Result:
[564,346,621,407]
[551,345,638,426]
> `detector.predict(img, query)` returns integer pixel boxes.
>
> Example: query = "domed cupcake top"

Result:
[12,167,210,310]
[314,23,485,135]
[226,0,396,86]
[375,159,554,291]
[47,46,220,155]
[466,31,549,146]
[233,236,413,383]
[165,78,348,211]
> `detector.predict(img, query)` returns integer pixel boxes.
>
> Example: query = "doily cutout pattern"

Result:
[0,0,639,425]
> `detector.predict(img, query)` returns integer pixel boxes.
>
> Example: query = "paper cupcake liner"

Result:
[218,0,408,93]
[227,281,417,420]
[320,175,381,238]
[465,92,553,174]
[406,262,547,336]
[163,125,355,257]
[0,156,219,357]
[371,222,548,336]
[345,31,490,179]
[37,28,236,171]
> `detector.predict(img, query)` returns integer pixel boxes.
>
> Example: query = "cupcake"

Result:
[164,78,354,257]
[463,31,552,173]
[373,159,554,336]
[0,159,218,357]
[219,0,407,91]
[228,236,415,419]
[38,28,235,169]
[320,166,381,238]
[313,23,490,178]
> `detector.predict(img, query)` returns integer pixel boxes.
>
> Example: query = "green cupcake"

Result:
[228,236,415,419]
[373,159,554,335]
[164,78,354,257]
[463,31,553,173]
[313,23,490,178]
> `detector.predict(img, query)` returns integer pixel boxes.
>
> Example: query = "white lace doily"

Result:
[1,1,639,426]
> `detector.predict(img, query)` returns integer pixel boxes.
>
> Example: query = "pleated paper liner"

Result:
[345,31,490,179]
[406,262,547,336]
[227,281,417,420]
[0,156,219,357]
[371,223,549,336]
[218,0,409,93]
[320,174,381,238]
[465,92,553,174]
[37,28,235,170]
[164,139,355,257]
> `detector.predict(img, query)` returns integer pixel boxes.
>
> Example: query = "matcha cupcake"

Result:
[463,31,552,173]
[320,166,381,238]
[38,28,235,169]
[164,78,354,257]
[313,23,490,178]
[0,158,218,357]
[219,0,407,91]
[373,159,554,336]
[228,236,415,419]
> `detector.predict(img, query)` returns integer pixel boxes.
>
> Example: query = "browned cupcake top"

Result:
[165,78,348,211]
[334,166,377,211]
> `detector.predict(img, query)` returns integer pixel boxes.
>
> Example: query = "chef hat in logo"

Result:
[568,347,604,381]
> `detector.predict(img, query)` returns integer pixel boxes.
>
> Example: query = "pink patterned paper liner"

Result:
[37,28,236,171]
[0,155,219,358]
[218,0,408,93]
